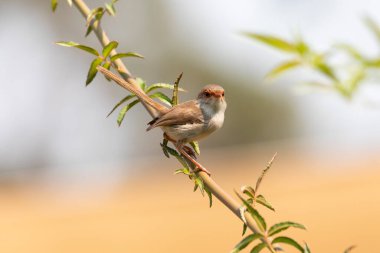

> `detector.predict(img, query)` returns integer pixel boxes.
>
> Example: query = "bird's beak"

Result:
[212,91,224,99]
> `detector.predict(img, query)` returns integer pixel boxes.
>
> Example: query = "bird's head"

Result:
[197,84,227,112]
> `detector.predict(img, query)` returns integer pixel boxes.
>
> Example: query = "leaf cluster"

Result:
[243,17,380,99]
[56,40,143,86]
[232,154,307,253]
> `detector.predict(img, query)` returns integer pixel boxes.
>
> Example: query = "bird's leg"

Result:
[175,142,211,176]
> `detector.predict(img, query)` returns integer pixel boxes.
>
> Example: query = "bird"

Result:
[97,66,227,175]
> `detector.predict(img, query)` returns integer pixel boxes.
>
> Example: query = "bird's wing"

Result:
[146,100,204,131]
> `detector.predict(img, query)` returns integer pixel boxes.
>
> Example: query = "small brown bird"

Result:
[97,66,227,175]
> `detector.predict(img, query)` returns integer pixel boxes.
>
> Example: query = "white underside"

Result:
[161,109,225,143]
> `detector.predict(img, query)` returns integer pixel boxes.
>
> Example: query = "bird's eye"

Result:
[222,92,225,97]
[204,91,211,98]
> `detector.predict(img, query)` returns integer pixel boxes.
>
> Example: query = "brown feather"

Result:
[146,100,204,131]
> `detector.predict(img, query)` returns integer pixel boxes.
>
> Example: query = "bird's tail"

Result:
[97,66,169,115]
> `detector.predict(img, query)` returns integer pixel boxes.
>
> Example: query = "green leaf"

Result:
[150,92,173,107]
[160,144,188,168]
[303,243,311,253]
[364,16,380,44]
[256,195,275,211]
[161,139,170,158]
[85,25,93,37]
[268,221,306,236]
[51,0,58,12]
[250,243,266,253]
[105,3,116,16]
[145,83,185,93]
[56,41,99,56]
[231,233,262,253]
[174,167,191,176]
[86,58,103,86]
[117,99,139,126]
[110,52,144,61]
[335,44,363,61]
[190,141,200,155]
[243,33,296,53]
[102,41,118,58]
[194,176,205,196]
[315,62,337,81]
[242,224,248,236]
[236,192,266,232]
[343,245,356,253]
[107,95,136,117]
[295,38,310,56]
[272,237,304,253]
[266,59,301,79]
[86,7,105,26]
[241,185,255,199]
[205,186,213,207]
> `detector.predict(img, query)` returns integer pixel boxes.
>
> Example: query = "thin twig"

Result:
[70,0,275,251]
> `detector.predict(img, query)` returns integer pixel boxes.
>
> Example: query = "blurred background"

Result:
[1,0,379,252]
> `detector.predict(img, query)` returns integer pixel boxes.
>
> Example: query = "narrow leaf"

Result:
[86,58,103,85]
[86,7,104,26]
[160,144,188,168]
[255,153,277,193]
[150,92,173,107]
[172,72,183,106]
[205,186,213,207]
[335,44,363,61]
[304,243,311,253]
[105,3,116,16]
[102,41,118,58]
[145,83,185,93]
[85,25,93,37]
[56,41,99,56]
[190,141,200,155]
[107,95,135,117]
[117,99,139,126]
[272,237,304,252]
[161,140,170,158]
[315,62,337,81]
[256,195,275,211]
[231,234,262,253]
[243,33,296,52]
[241,185,255,199]
[242,224,248,236]
[110,52,144,61]
[236,192,266,232]
[266,60,301,79]
[250,243,267,253]
[268,221,306,236]
[51,0,58,12]
[174,168,191,176]
[194,176,205,196]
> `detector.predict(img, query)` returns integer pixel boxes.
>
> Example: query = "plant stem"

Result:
[72,0,160,118]
[70,0,275,251]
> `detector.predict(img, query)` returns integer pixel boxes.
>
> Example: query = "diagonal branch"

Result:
[70,0,275,251]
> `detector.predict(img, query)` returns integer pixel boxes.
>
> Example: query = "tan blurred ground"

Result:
[1,143,379,253]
